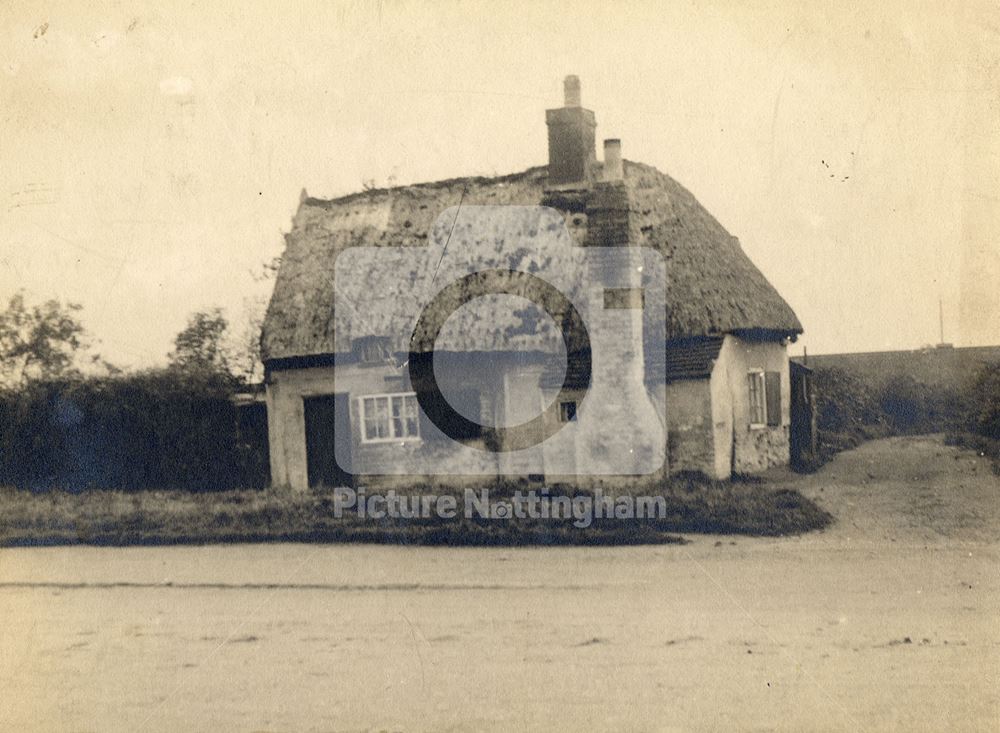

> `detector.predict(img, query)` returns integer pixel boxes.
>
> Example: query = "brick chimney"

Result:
[545,75,596,185]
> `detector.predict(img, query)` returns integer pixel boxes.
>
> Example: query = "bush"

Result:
[878,374,970,434]
[969,362,1000,440]
[879,374,926,433]
[813,367,886,435]
[807,365,977,467]
[944,361,1000,474]
[810,367,889,462]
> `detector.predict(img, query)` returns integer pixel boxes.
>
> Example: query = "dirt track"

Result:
[779,435,1000,546]
[0,435,997,732]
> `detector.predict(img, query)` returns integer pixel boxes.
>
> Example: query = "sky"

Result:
[2,0,998,369]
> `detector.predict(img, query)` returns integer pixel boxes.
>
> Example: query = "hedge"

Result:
[0,370,269,492]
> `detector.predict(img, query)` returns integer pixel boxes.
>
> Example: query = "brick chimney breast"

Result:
[545,75,596,186]
[585,180,631,248]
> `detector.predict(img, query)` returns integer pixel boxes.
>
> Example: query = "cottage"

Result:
[261,76,803,490]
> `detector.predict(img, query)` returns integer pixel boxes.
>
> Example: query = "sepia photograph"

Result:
[1,1,998,730]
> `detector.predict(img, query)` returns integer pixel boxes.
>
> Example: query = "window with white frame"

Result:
[360,393,420,442]
[747,369,781,428]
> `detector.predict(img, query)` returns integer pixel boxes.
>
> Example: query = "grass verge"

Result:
[0,478,832,547]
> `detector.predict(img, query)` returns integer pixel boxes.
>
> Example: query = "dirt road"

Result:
[0,435,997,732]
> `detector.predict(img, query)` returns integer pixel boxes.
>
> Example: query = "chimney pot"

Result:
[603,138,623,181]
[546,76,596,185]
[563,75,581,107]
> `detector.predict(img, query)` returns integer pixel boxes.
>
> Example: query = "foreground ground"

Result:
[0,435,997,731]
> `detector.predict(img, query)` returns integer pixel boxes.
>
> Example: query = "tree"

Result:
[0,291,89,386]
[233,299,266,384]
[168,308,234,378]
[231,255,282,384]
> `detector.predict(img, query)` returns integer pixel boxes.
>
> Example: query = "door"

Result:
[304,393,354,488]
[789,365,816,468]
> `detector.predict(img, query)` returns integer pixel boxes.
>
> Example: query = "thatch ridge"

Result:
[302,166,551,209]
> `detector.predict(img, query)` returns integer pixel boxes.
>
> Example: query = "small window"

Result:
[353,336,392,364]
[360,393,420,443]
[747,370,782,427]
[559,400,578,423]
[747,371,767,427]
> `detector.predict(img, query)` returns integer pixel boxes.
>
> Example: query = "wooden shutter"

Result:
[765,371,781,426]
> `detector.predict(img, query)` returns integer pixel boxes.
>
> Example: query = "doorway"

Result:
[304,393,354,488]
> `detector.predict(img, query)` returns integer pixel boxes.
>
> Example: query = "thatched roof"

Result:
[261,161,802,364]
[331,205,589,356]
